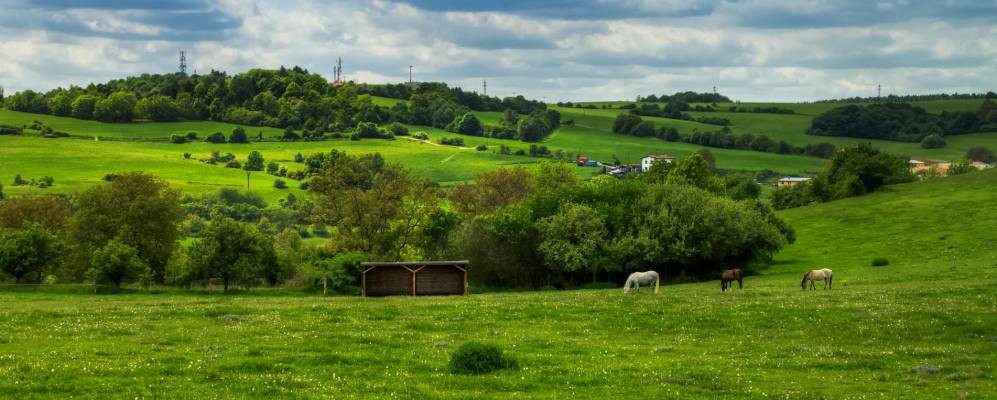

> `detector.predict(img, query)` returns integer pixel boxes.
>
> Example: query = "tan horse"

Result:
[721,269,743,292]
[801,268,833,290]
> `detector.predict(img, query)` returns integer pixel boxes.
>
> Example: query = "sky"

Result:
[0,0,995,102]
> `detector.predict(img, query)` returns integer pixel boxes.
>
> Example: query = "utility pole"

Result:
[179,51,187,74]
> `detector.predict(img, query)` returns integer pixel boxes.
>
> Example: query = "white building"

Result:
[777,177,812,188]
[641,154,674,172]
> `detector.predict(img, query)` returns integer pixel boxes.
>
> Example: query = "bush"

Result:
[440,137,464,146]
[185,132,198,141]
[872,258,889,267]
[386,122,409,136]
[448,342,518,375]
[0,125,22,135]
[170,134,187,144]
[229,126,249,143]
[183,152,191,159]
[413,132,429,140]
[920,134,946,149]
[225,160,241,169]
[273,179,287,189]
[205,132,226,143]
[38,176,54,188]
[476,145,488,151]
[965,146,995,163]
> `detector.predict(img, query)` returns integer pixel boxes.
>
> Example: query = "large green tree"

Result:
[188,217,279,292]
[0,224,61,283]
[537,203,608,281]
[69,172,184,282]
[244,151,264,191]
[89,240,150,288]
[93,91,137,122]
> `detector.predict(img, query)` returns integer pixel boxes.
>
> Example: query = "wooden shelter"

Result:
[361,261,468,297]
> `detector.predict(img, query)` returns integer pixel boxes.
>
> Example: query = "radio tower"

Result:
[483,80,487,96]
[877,84,882,103]
[179,51,187,74]
[332,57,343,88]
[408,65,413,84]
[0,85,4,101]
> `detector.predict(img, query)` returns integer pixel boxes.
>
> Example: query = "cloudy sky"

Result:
[0,0,995,102]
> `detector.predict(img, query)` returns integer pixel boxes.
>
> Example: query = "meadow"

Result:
[2,96,995,202]
[0,169,994,399]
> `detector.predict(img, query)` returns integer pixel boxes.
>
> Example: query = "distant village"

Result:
[577,153,995,188]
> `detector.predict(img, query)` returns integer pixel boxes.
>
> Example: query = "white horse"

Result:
[801,268,833,290]
[624,271,660,294]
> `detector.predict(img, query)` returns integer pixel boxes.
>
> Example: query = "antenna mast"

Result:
[334,57,343,83]
[408,65,413,84]
[179,51,187,74]
[483,80,487,96]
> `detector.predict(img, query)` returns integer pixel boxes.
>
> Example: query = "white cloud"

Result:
[0,0,993,102]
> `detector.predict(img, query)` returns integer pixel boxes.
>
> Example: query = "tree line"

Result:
[808,100,997,143]
[612,113,838,158]
[0,153,794,291]
[1,69,559,144]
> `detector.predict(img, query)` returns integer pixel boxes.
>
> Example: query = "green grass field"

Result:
[0,134,540,202]
[3,96,995,203]
[1,169,994,399]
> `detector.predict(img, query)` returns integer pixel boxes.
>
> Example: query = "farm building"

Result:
[361,261,468,297]
[910,159,951,176]
[641,154,674,172]
[777,177,812,188]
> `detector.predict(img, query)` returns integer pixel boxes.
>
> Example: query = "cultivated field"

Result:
[1,169,994,399]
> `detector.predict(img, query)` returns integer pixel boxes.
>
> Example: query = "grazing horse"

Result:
[624,271,660,294]
[720,269,743,292]
[801,268,833,290]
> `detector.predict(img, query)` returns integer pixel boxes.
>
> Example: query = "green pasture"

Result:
[0,135,539,202]
[0,169,994,399]
[0,108,286,140]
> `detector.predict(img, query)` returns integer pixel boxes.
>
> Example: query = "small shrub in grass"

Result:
[448,342,518,375]
[872,258,889,267]
[476,145,488,151]
[170,134,187,144]
[273,179,287,189]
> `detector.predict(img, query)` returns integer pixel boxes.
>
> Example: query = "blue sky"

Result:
[0,0,994,101]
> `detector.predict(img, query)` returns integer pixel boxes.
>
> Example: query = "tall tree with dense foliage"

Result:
[0,224,61,283]
[537,203,609,281]
[69,172,184,282]
[88,240,150,288]
[0,195,71,231]
[187,217,279,292]
[310,152,438,259]
[665,153,725,195]
[244,151,264,191]
[93,91,138,122]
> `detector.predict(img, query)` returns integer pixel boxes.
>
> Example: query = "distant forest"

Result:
[816,92,997,103]
[0,68,559,142]
[808,100,997,142]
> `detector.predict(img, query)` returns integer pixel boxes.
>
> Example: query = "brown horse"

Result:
[721,269,743,292]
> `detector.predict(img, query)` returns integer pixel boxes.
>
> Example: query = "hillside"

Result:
[3,95,996,203]
[0,169,994,399]
[769,167,997,284]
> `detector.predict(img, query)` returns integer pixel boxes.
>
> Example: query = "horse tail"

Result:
[655,275,660,295]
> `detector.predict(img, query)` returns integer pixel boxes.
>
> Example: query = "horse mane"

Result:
[801,271,811,285]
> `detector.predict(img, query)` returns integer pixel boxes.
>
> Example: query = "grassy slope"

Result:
[0,170,994,399]
[0,134,538,202]
[0,108,287,139]
[558,99,995,162]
